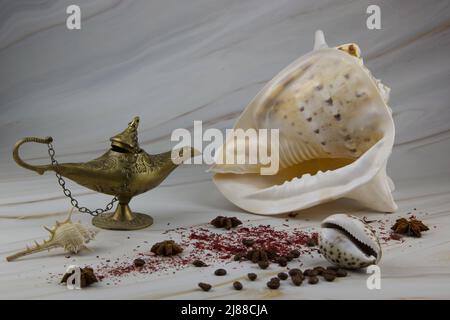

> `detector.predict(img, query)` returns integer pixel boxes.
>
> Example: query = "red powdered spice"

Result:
[92,224,319,282]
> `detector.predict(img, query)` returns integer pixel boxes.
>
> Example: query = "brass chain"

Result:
[47,143,118,216]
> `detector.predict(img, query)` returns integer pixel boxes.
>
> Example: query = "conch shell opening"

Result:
[211,30,397,215]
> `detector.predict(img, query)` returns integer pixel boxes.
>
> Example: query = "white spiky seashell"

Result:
[211,30,397,215]
[6,208,98,261]
[318,213,381,269]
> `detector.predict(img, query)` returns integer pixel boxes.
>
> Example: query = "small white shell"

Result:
[6,208,98,261]
[318,213,381,269]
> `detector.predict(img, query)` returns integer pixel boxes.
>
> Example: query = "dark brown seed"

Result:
[313,266,325,275]
[325,98,333,106]
[192,259,207,267]
[308,269,319,277]
[277,272,288,280]
[290,249,300,258]
[327,266,339,271]
[214,268,227,276]
[308,276,319,284]
[324,273,336,282]
[242,238,255,247]
[277,257,288,267]
[233,254,242,261]
[285,254,294,262]
[267,280,280,289]
[198,282,212,291]
[303,269,312,276]
[292,275,303,286]
[133,258,145,267]
[258,260,269,270]
[336,269,347,277]
[288,268,302,277]
[248,273,257,281]
[233,281,243,290]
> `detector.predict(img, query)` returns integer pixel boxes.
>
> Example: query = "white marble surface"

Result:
[1,0,450,299]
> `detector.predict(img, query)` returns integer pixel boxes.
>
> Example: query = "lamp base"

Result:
[92,202,153,230]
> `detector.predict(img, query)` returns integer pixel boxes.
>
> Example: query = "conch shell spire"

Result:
[313,30,328,50]
[6,208,98,262]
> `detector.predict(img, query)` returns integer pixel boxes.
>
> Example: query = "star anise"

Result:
[210,216,242,230]
[61,266,98,288]
[151,240,183,256]
[391,218,429,238]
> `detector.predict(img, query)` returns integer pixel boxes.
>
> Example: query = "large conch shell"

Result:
[6,208,98,261]
[211,30,396,214]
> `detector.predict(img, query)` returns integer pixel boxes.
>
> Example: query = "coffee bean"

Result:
[270,277,280,283]
[233,281,243,290]
[309,269,319,277]
[277,272,288,280]
[324,273,336,282]
[258,260,269,269]
[313,266,325,275]
[308,276,319,284]
[133,258,145,267]
[285,254,294,262]
[303,269,319,277]
[277,257,287,267]
[292,275,303,286]
[242,239,255,247]
[248,273,257,281]
[233,254,243,261]
[336,269,347,277]
[290,249,300,258]
[192,259,207,267]
[288,268,302,277]
[198,282,212,291]
[267,280,280,289]
[326,266,339,271]
[323,269,336,277]
[214,268,227,276]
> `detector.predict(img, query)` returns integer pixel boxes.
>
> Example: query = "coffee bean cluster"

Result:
[197,265,349,292]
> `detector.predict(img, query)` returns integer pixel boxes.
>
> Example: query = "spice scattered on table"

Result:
[313,266,325,275]
[198,282,212,292]
[151,240,183,256]
[233,281,243,290]
[308,276,319,285]
[214,268,227,276]
[267,278,280,289]
[277,272,288,280]
[60,266,98,288]
[133,258,145,267]
[292,274,303,286]
[192,259,208,267]
[210,216,242,230]
[277,256,288,267]
[391,217,429,237]
[288,268,302,277]
[248,273,257,281]
[336,269,347,277]
[323,271,336,282]
[258,260,269,269]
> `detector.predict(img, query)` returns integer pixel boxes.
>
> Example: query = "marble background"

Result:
[0,0,449,299]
